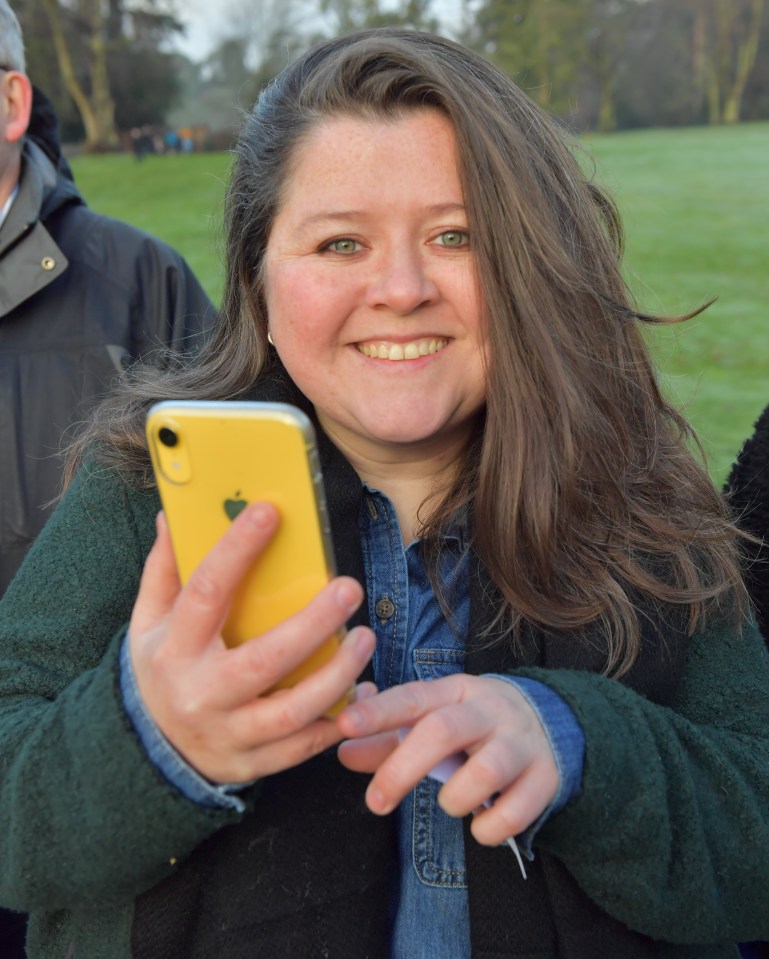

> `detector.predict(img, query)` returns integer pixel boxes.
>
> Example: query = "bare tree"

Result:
[582,0,643,132]
[699,0,766,123]
[320,0,437,33]
[222,0,311,84]
[39,0,120,151]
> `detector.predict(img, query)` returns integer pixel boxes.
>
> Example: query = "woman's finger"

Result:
[337,674,466,738]
[164,501,280,657]
[352,681,379,703]
[337,730,400,773]
[129,511,182,637]
[467,759,559,846]
[437,731,553,820]
[361,702,492,814]
[234,717,346,782]
[211,578,367,709]
[227,625,376,738]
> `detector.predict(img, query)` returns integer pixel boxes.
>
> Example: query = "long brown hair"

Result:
[66,28,747,673]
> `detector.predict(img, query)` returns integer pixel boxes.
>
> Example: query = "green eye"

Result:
[328,238,360,254]
[437,230,469,248]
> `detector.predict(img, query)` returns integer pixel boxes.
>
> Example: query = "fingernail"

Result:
[247,503,275,528]
[367,786,390,814]
[334,580,361,613]
[354,628,374,657]
[354,682,379,702]
[341,706,364,732]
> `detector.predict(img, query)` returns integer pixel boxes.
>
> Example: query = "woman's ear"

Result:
[1,71,33,144]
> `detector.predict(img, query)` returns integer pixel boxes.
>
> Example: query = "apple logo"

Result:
[223,491,248,521]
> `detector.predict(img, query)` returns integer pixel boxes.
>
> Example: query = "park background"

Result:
[17,0,769,485]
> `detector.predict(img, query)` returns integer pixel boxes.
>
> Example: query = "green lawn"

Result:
[70,122,768,485]
[583,123,768,484]
[70,151,231,305]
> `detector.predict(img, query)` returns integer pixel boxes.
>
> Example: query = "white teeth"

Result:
[357,338,448,361]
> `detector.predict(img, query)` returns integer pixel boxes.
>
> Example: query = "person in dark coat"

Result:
[726,403,769,643]
[0,1,214,600]
[727,405,769,959]
[0,1,214,953]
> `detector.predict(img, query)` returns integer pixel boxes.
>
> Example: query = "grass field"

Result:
[69,121,768,485]
[584,123,768,485]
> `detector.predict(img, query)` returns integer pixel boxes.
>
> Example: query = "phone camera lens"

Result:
[158,427,178,448]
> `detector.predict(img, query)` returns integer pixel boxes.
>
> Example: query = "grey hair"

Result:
[0,0,25,73]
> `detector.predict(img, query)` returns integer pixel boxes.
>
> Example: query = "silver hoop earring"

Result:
[267,330,275,346]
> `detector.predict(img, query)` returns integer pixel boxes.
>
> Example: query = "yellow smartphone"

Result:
[145,400,350,716]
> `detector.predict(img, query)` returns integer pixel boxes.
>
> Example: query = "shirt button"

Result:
[41,256,56,271]
[375,595,395,621]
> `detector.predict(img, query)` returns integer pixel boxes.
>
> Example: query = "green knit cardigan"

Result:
[1,461,769,958]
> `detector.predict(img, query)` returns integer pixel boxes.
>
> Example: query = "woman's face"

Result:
[264,109,487,462]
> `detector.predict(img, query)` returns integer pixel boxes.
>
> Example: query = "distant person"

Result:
[0,0,215,600]
[179,125,195,153]
[130,125,146,160]
[164,127,181,153]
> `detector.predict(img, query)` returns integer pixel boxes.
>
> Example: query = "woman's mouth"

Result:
[356,338,449,361]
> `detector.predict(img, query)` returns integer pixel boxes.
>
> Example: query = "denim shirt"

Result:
[359,488,471,959]
[120,489,585,959]
[358,488,587,959]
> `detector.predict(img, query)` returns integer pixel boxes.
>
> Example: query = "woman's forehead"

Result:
[278,109,462,203]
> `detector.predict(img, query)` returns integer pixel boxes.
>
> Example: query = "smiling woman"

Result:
[264,111,486,486]
[2,25,769,959]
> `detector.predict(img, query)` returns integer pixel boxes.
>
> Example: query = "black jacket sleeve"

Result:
[724,403,769,642]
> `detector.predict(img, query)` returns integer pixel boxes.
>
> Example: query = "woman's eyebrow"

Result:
[294,202,468,234]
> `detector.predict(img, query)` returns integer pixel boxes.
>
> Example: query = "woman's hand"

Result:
[129,503,375,784]
[337,675,559,846]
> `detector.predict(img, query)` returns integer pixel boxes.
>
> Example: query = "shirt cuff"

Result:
[483,673,586,859]
[119,633,249,811]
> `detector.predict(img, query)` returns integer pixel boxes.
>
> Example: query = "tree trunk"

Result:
[692,6,707,118]
[704,0,765,124]
[40,0,119,152]
[706,61,722,123]
[597,78,616,132]
[594,51,617,133]
[535,0,552,108]
[723,0,765,122]
[85,0,119,149]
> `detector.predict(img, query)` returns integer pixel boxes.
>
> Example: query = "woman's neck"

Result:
[317,417,469,543]
[364,471,441,544]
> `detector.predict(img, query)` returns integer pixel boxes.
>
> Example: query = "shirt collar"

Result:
[362,484,469,550]
[0,184,18,229]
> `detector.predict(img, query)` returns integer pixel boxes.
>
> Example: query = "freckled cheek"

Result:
[265,270,318,324]
[266,268,360,345]
[446,264,483,332]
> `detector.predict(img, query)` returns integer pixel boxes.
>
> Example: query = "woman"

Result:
[1,28,768,959]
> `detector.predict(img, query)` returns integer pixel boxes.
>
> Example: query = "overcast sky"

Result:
[170,0,465,61]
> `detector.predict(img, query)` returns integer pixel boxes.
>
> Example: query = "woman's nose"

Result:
[364,247,440,316]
